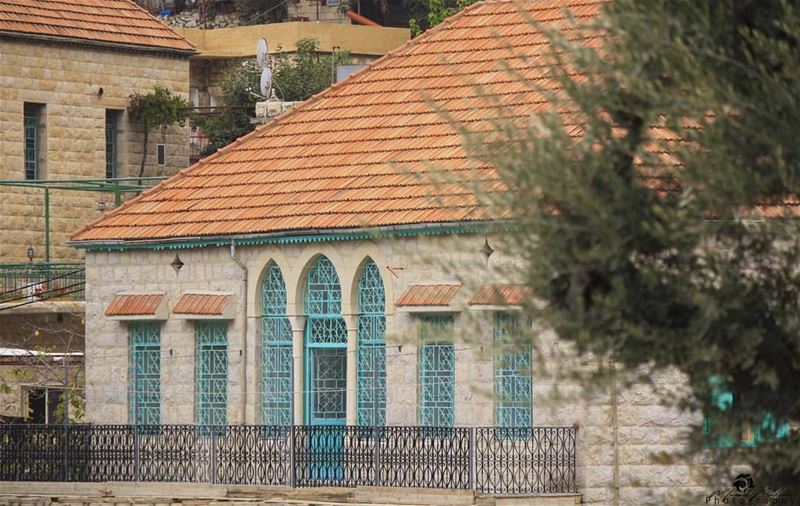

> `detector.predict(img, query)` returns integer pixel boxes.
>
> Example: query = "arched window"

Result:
[261,263,293,425]
[304,256,347,425]
[357,260,386,426]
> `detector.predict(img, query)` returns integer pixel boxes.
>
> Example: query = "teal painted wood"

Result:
[304,256,347,425]
[195,321,228,427]
[261,263,293,425]
[494,313,532,428]
[418,315,455,427]
[129,322,161,425]
[24,111,38,180]
[357,261,386,426]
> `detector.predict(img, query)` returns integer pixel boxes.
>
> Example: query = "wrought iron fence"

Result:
[0,263,85,303]
[0,424,576,494]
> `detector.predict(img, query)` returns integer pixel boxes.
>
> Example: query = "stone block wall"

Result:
[83,233,711,503]
[0,38,191,263]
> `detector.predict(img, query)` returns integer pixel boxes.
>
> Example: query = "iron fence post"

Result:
[134,426,140,483]
[289,425,296,488]
[468,427,475,491]
[210,429,217,485]
[372,425,381,487]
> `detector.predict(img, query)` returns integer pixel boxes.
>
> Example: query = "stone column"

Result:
[344,314,358,426]
[289,315,306,425]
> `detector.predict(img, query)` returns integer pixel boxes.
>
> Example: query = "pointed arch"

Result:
[356,258,386,426]
[260,261,293,425]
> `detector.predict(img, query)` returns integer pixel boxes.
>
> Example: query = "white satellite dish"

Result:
[260,67,273,98]
[256,37,269,70]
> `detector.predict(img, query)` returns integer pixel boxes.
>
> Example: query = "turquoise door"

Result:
[303,257,348,482]
[308,347,347,425]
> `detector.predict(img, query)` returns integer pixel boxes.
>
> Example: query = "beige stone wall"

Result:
[0,38,191,264]
[83,233,709,504]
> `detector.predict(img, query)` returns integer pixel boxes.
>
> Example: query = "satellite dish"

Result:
[260,67,272,98]
[256,37,269,70]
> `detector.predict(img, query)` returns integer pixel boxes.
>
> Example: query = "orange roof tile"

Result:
[396,284,461,307]
[70,0,607,244]
[468,284,529,306]
[0,0,194,52]
[105,293,164,316]
[173,293,233,315]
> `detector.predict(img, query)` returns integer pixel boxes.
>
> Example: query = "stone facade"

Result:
[0,38,191,264]
[83,233,710,504]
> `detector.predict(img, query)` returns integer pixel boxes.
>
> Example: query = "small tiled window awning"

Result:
[173,292,235,320]
[105,293,167,320]
[396,284,461,312]
[467,284,530,309]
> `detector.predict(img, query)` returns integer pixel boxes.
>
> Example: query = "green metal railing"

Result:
[0,263,85,304]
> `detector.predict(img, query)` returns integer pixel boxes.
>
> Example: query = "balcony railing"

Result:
[0,263,85,304]
[0,424,577,495]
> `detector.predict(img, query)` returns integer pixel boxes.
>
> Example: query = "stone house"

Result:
[69,1,737,503]
[0,0,195,264]
[0,0,194,423]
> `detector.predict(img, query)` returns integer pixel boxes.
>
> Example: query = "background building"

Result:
[0,0,194,422]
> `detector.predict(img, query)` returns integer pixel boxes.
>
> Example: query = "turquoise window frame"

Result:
[703,376,789,448]
[418,314,455,428]
[494,312,532,428]
[260,263,293,426]
[304,256,348,426]
[129,321,161,426]
[357,260,386,426]
[195,321,228,427]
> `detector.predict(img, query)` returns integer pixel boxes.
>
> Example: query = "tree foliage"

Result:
[128,85,190,178]
[408,0,478,36]
[467,0,800,490]
[194,39,350,155]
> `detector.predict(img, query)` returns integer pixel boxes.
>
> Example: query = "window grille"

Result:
[105,112,117,179]
[129,322,161,425]
[418,315,455,427]
[24,105,39,180]
[196,321,228,427]
[261,263,293,425]
[494,313,532,428]
[357,261,386,426]
[305,256,347,425]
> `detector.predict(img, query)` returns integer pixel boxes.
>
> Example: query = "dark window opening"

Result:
[27,387,64,424]
[157,144,166,166]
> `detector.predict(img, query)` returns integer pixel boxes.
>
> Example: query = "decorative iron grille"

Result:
[196,322,228,427]
[0,424,576,495]
[418,314,455,428]
[357,260,386,426]
[260,263,293,426]
[475,427,577,494]
[494,313,533,428]
[129,322,161,426]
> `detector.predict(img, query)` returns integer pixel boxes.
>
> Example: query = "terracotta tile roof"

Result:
[71,0,607,243]
[0,0,194,52]
[173,293,233,315]
[468,284,529,306]
[396,284,461,307]
[105,293,164,317]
